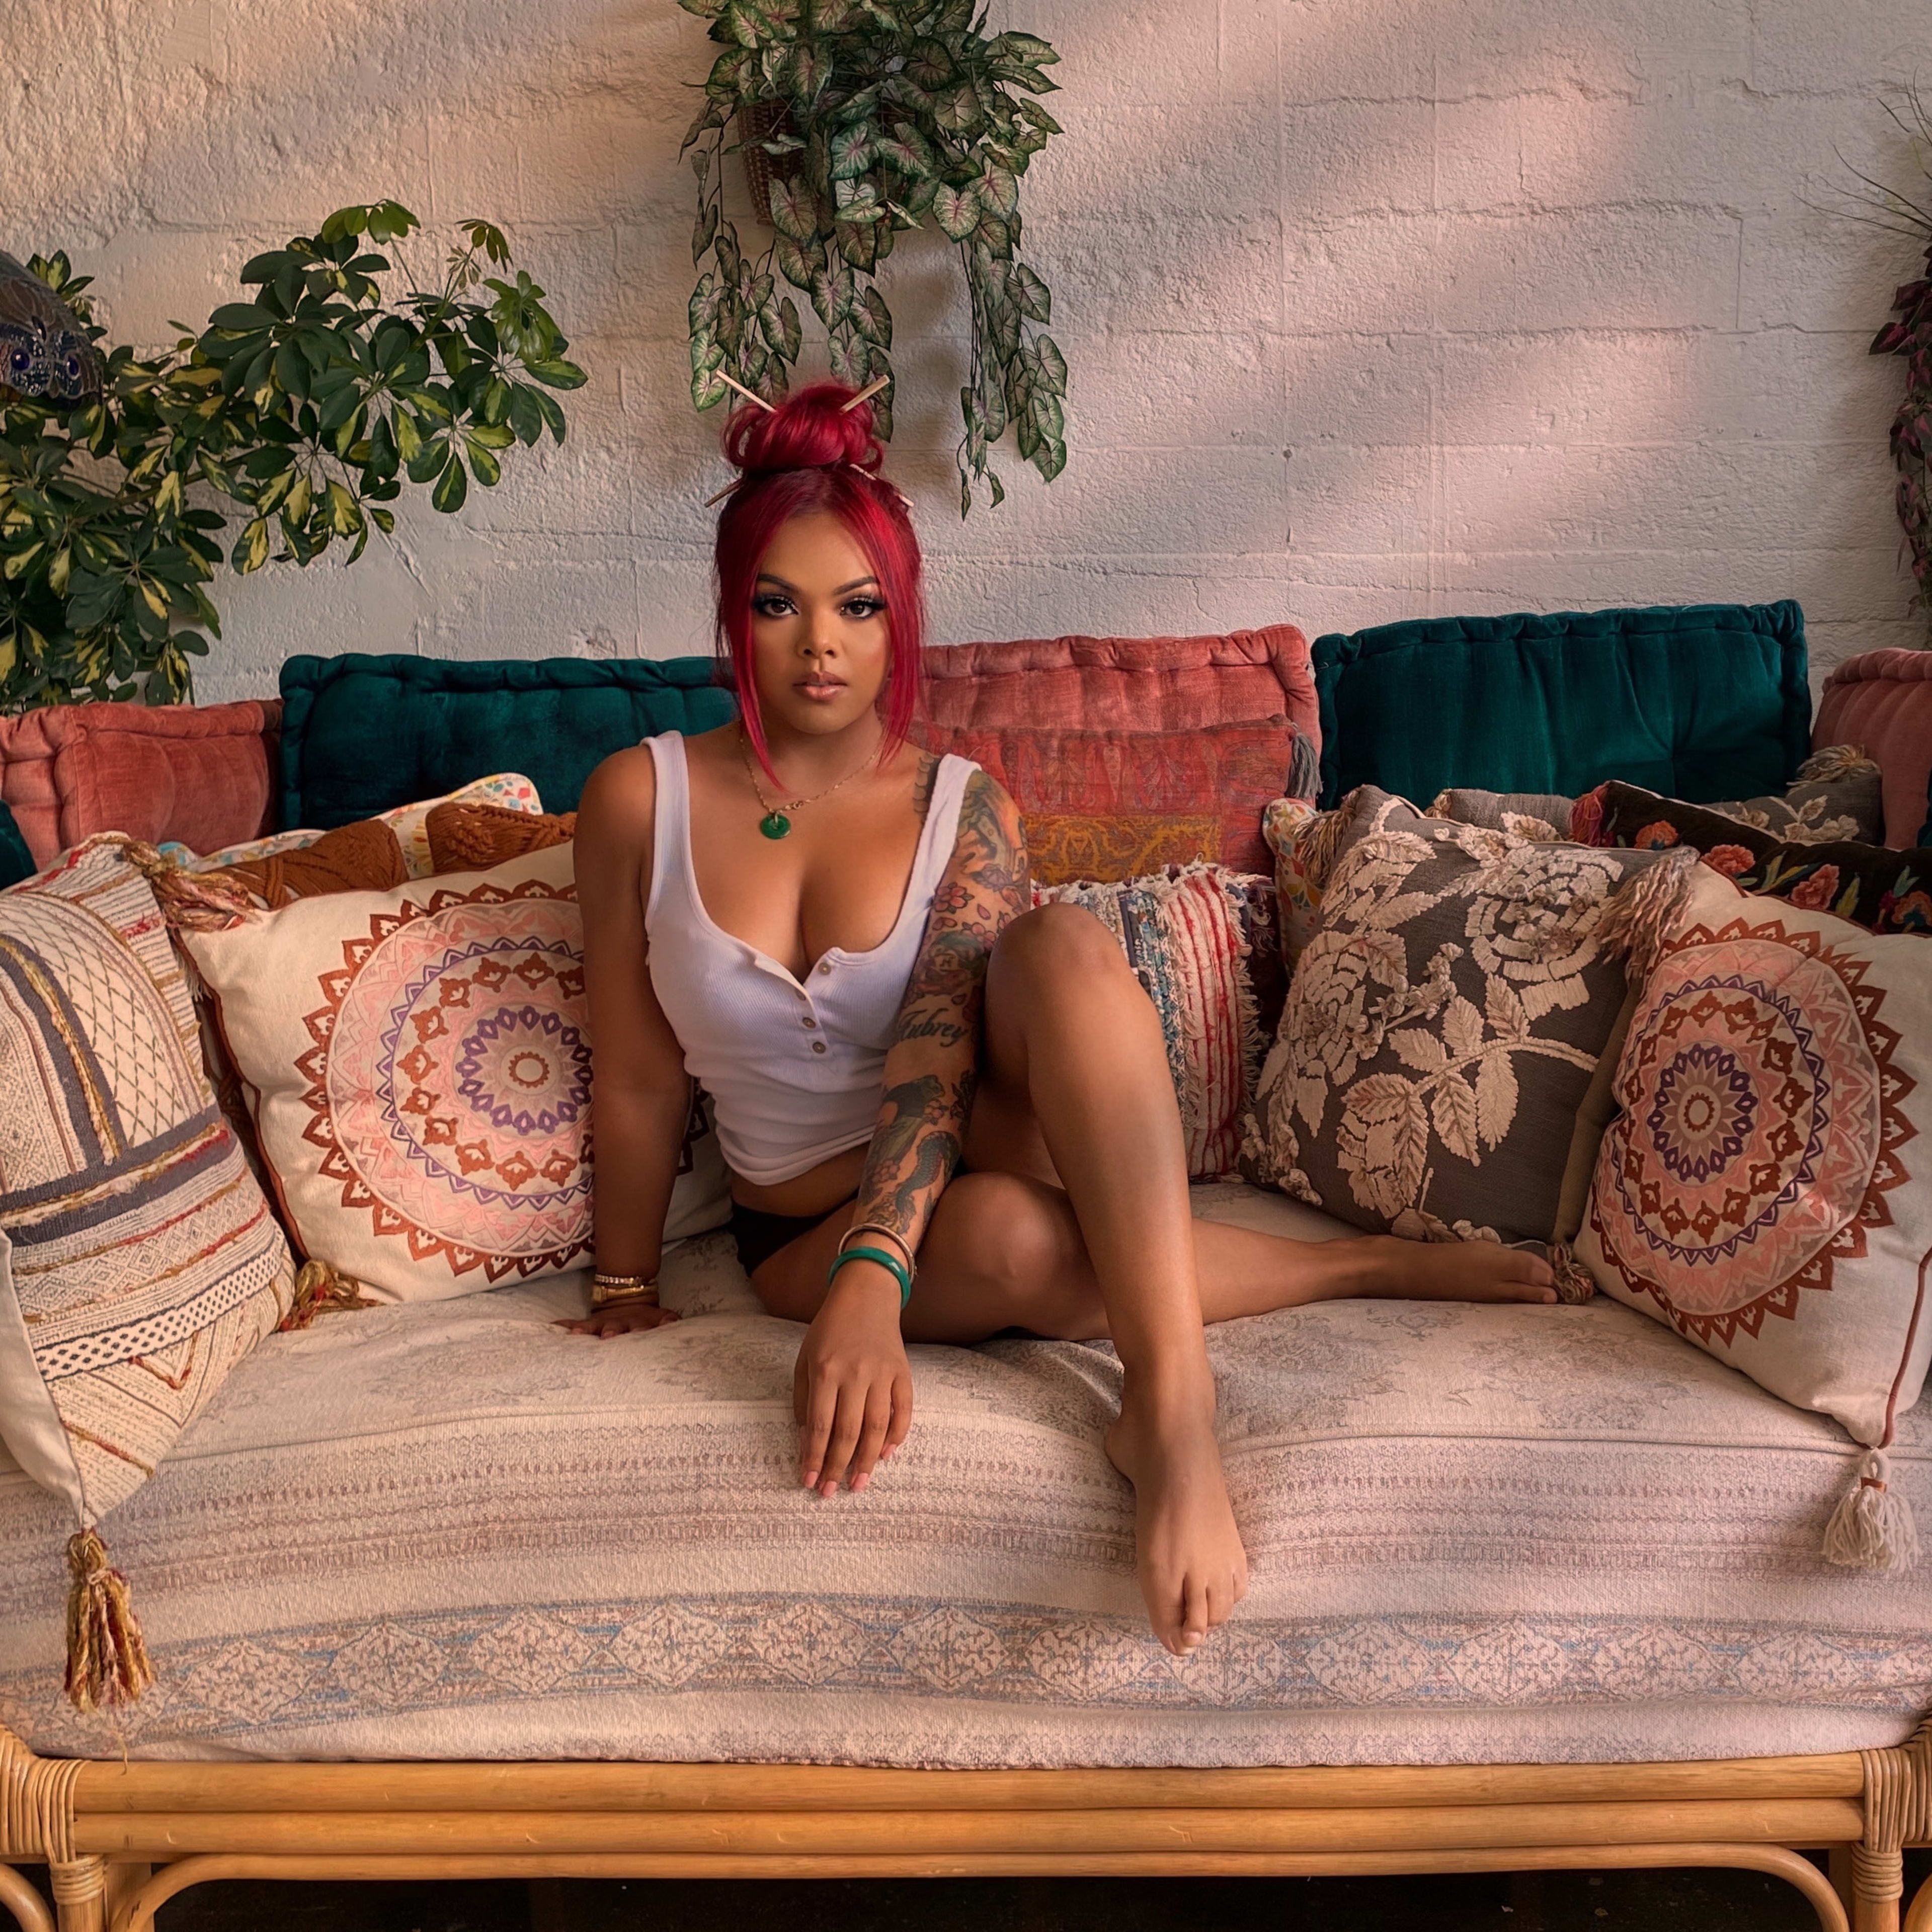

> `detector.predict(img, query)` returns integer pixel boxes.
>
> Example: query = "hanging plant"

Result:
[678,0,1067,513]
[1846,88,1932,638]
[0,203,584,711]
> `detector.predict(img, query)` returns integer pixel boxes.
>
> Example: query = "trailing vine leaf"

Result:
[680,2,1068,510]
[0,207,579,711]
[1852,86,1932,636]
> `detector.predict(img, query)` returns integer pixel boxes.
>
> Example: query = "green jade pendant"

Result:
[759,811,791,840]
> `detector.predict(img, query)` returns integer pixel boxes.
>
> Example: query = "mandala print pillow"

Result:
[1242,790,1691,1281]
[1575,864,1932,1558]
[183,843,729,1303]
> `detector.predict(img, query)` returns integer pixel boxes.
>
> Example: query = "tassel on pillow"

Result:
[63,1527,153,1713]
[1823,1448,1920,1573]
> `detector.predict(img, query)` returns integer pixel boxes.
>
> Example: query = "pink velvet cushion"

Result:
[1812,649,1932,848]
[0,699,280,866]
[922,626,1318,737]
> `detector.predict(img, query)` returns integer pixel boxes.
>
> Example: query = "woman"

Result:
[562,381,1555,1656]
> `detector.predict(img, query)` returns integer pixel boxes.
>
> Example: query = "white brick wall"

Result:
[8,0,1926,703]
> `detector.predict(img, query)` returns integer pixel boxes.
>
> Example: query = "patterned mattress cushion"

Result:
[1,1182,1923,1768]
[179,843,728,1302]
[1576,863,1932,1455]
[0,838,295,1535]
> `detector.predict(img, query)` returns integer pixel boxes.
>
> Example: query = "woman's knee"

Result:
[993,902,1133,990]
[927,1173,1103,1334]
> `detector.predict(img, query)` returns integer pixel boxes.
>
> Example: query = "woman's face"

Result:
[747,510,892,743]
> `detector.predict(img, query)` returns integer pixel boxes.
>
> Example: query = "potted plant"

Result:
[0,202,584,712]
[1853,88,1932,639]
[678,0,1068,513]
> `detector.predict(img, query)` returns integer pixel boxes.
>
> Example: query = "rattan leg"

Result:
[1901,1869,1931,1932]
[1856,1845,1905,1932]
[0,1866,54,1932]
[46,1861,105,1932]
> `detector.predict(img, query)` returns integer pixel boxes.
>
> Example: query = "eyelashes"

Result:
[752,595,889,621]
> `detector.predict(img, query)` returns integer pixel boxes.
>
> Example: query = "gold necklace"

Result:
[738,727,873,840]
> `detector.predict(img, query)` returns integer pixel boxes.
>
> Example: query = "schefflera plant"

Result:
[680,0,1068,513]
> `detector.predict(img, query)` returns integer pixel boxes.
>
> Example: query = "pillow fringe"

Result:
[63,1526,153,1713]
[1823,1448,1920,1572]
[1797,743,1879,783]
[279,1257,380,1331]
[1595,846,1698,977]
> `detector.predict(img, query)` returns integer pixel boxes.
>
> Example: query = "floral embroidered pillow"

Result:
[181,843,729,1303]
[1242,790,1688,1280]
[1576,780,1931,937]
[1575,863,1932,1460]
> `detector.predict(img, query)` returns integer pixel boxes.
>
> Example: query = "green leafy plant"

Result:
[0,202,585,712]
[1842,89,1932,638]
[679,0,1067,513]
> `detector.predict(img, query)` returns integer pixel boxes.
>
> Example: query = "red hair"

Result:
[711,382,924,781]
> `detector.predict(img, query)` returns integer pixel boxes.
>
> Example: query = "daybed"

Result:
[1,611,1928,1932]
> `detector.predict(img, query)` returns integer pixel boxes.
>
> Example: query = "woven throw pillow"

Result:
[1577,780,1932,938]
[181,843,729,1303]
[1574,863,1932,1565]
[0,836,296,1709]
[426,801,576,874]
[1242,790,1692,1277]
[1261,795,1345,970]
[1036,866,1275,1178]
[916,717,1302,882]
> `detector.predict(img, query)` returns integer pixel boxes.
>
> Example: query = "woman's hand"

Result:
[555,1301,681,1339]
[793,1260,912,1496]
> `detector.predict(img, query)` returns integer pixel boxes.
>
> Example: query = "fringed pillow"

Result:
[178,842,729,1304]
[1575,862,1932,1572]
[0,836,296,1712]
[1035,865,1275,1178]
[1241,789,1696,1286]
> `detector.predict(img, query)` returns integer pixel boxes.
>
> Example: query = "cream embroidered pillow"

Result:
[1575,863,1932,1515]
[182,843,729,1304]
[0,836,296,1707]
[1242,790,1687,1280]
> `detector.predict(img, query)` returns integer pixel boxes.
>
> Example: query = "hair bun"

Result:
[723,380,882,479]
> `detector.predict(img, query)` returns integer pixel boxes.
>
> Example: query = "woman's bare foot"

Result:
[1104,1384,1248,1655]
[1352,1236,1557,1305]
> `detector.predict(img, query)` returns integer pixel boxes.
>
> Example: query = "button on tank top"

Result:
[642,732,977,1188]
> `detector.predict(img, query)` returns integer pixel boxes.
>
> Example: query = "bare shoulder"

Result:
[576,743,659,854]
[956,765,1024,850]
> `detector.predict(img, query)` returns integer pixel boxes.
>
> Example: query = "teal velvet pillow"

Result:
[0,800,34,889]
[278,655,737,828]
[1312,602,1810,810]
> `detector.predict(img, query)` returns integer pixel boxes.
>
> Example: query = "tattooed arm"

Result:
[790,765,1029,1497]
[852,766,1031,1261]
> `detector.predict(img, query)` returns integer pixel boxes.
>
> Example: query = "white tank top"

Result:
[642,732,978,1188]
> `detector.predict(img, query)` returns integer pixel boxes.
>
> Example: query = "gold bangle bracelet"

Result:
[839,1223,916,1276]
[591,1273,659,1310]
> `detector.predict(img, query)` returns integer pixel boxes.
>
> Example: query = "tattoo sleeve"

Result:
[851,769,1030,1264]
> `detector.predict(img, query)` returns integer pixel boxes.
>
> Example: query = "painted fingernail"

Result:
[801,1470,819,1488]
[851,1472,869,1493]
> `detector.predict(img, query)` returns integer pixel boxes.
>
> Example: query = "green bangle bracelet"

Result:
[827,1244,913,1308]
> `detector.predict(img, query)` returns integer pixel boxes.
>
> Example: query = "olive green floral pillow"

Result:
[1242,790,1692,1285]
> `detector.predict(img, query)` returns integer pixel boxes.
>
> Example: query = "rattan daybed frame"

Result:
[2,1716,1927,1932]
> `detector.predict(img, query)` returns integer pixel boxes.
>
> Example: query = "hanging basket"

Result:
[737,100,798,229]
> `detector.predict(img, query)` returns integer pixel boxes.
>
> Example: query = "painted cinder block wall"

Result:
[7,0,1926,701]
